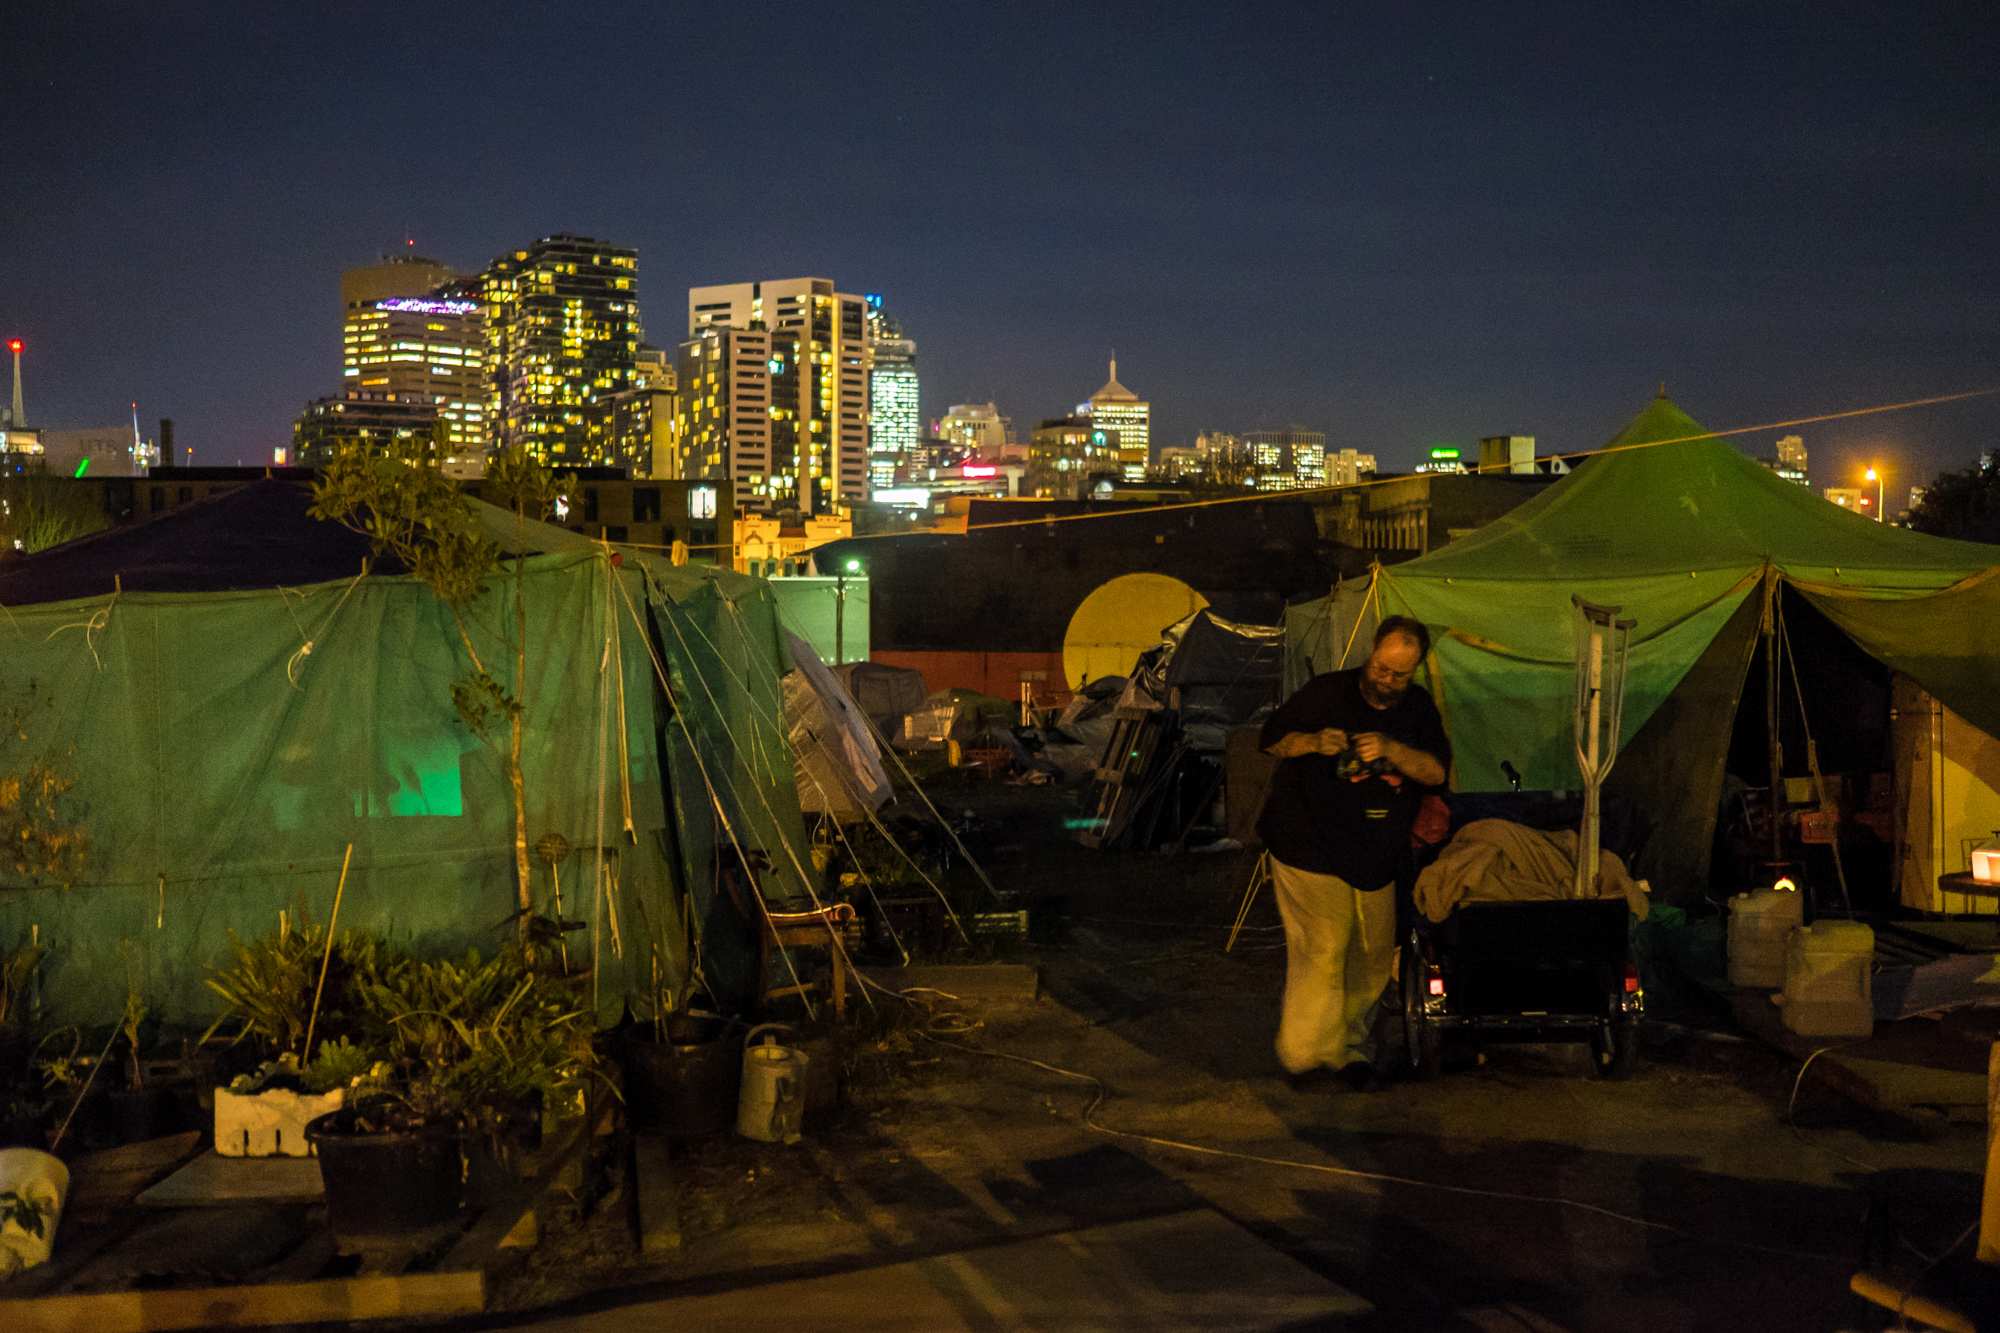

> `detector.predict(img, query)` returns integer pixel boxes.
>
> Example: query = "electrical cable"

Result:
[900,1014,1853,1266]
[612,385,2000,555]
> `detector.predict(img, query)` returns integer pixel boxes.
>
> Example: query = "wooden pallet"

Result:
[0,1115,595,1332]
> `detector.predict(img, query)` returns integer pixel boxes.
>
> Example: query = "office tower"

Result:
[1245,426,1328,490]
[1325,447,1379,486]
[1081,358,1150,482]
[484,234,643,466]
[341,252,457,308]
[867,298,919,489]
[338,287,487,461]
[686,276,871,513]
[1028,415,1118,497]
[936,402,1007,456]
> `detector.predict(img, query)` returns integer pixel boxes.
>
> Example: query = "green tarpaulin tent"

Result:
[1284,393,2000,894]
[0,481,815,1026]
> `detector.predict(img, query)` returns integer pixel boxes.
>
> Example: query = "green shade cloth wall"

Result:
[0,507,812,1029]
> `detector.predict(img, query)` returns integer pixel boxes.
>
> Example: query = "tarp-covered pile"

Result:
[1082,610,1284,849]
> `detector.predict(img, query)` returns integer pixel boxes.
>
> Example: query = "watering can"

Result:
[736,1024,809,1145]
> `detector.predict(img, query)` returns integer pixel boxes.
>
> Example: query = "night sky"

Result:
[6,2,1996,497]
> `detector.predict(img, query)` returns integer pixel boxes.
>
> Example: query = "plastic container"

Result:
[304,1108,464,1236]
[737,1025,807,1145]
[1727,886,1804,989]
[215,1086,345,1157]
[1778,922,1875,1038]
[0,1148,68,1276]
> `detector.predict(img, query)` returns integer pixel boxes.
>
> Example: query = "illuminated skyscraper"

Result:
[867,297,919,488]
[483,234,643,466]
[1081,358,1150,482]
[686,276,871,514]
[1028,415,1118,497]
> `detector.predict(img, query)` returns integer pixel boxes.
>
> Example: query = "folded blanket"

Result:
[1414,818,1649,924]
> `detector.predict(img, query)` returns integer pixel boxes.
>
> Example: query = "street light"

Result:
[834,557,862,665]
[1864,465,1883,523]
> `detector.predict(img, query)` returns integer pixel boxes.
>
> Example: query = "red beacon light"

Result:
[5,340,20,354]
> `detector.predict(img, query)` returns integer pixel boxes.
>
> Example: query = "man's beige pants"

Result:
[1270,856,1396,1074]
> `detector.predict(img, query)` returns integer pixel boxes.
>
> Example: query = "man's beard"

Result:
[1360,678,1405,708]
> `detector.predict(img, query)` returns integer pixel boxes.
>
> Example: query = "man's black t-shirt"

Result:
[1255,668,1451,888]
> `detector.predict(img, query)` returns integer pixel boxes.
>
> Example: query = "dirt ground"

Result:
[485,777,1989,1331]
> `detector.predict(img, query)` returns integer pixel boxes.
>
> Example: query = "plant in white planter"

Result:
[204,918,382,1156]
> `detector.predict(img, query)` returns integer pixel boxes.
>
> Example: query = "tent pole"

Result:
[1764,571,1783,866]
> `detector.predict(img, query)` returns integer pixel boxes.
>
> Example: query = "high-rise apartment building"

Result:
[1081,358,1150,482]
[483,234,643,467]
[684,277,871,514]
[1763,433,1810,486]
[867,298,919,489]
[340,292,487,460]
[1245,426,1328,490]
[596,349,678,480]
[676,323,814,513]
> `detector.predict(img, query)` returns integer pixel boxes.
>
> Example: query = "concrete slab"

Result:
[862,962,1039,1003]
[135,1150,324,1207]
[514,1208,1368,1330]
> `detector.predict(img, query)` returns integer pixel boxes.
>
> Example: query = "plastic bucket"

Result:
[622,1019,741,1139]
[0,1147,69,1275]
[304,1108,463,1236]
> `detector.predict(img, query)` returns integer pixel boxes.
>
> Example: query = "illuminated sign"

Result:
[375,298,481,316]
[73,458,90,477]
[872,487,931,507]
[961,465,997,478]
[1428,446,1462,461]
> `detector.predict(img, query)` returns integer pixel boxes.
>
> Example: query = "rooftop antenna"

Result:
[131,401,141,459]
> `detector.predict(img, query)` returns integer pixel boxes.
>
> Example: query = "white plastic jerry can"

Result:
[737,1024,809,1145]
[1727,883,1803,989]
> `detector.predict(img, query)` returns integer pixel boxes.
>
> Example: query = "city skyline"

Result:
[4,4,1995,491]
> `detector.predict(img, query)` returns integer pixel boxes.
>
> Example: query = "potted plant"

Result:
[305,946,597,1237]
[203,914,382,1156]
[105,942,181,1143]
[0,935,45,1072]
[618,948,741,1140]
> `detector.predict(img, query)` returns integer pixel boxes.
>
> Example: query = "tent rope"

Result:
[611,572,825,1017]
[280,567,368,688]
[719,596,976,943]
[640,582,880,1011]
[46,591,118,670]
[1776,593,1856,918]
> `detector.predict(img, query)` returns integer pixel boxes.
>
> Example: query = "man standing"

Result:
[1258,616,1450,1090]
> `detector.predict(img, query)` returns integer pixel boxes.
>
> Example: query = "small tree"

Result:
[310,441,564,927]
[0,472,109,554]
[1909,452,2000,544]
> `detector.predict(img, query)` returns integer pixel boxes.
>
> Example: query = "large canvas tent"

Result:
[0,480,815,1025]
[1284,393,2000,895]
